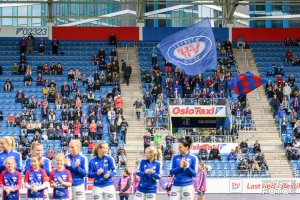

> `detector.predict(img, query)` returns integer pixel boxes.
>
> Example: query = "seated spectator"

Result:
[209,145,221,160]
[252,143,261,154]
[240,139,248,153]
[57,63,63,75]
[48,62,56,75]
[109,33,117,46]
[4,78,13,91]
[61,82,70,97]
[36,73,44,86]
[228,149,237,161]
[68,69,75,80]
[7,114,16,127]
[97,48,106,60]
[46,146,54,160]
[23,72,32,86]
[43,63,49,75]
[110,48,117,61]
[286,146,297,160]
[198,145,208,161]
[12,62,19,75]
[15,90,24,103]
[164,145,173,161]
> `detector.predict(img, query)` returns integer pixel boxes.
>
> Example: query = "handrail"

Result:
[125,43,130,66]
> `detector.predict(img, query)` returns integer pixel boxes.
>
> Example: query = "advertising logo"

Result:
[230,180,243,193]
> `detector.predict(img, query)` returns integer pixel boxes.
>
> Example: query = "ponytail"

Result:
[179,136,193,149]
[156,148,162,162]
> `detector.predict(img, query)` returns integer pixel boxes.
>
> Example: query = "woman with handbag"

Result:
[169,136,198,200]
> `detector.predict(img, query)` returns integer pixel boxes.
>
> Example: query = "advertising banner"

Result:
[173,143,238,154]
[169,105,226,117]
[0,26,49,37]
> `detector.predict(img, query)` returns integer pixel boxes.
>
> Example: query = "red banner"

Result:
[233,28,300,42]
[52,27,139,41]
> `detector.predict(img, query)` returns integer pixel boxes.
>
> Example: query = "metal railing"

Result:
[175,134,238,143]
[168,98,226,106]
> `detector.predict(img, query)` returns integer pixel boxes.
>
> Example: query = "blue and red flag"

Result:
[157,18,217,75]
[228,71,267,96]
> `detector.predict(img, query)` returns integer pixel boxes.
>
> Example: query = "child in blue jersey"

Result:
[65,140,88,200]
[88,142,116,200]
[50,153,72,200]
[134,146,162,200]
[24,154,49,200]
[24,142,51,176]
[169,136,198,200]
[0,137,22,174]
[0,157,22,200]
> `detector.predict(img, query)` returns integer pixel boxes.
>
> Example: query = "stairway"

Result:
[233,48,293,178]
[117,46,145,171]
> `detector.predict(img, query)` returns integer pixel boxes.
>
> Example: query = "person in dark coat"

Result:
[124,65,132,86]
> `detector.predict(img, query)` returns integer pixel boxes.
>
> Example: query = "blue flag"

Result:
[157,18,217,75]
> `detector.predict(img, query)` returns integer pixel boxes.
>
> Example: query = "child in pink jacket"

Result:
[195,163,207,200]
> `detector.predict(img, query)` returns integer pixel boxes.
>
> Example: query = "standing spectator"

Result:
[27,35,34,54]
[283,82,292,102]
[109,33,117,46]
[38,38,46,55]
[152,46,158,65]
[19,36,27,54]
[120,118,128,144]
[51,37,59,55]
[133,97,143,120]
[124,65,132,86]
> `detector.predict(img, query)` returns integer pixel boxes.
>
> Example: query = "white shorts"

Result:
[169,185,195,200]
[133,191,156,200]
[93,185,116,200]
[71,184,86,200]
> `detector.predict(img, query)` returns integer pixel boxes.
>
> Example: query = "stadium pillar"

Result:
[227,23,233,42]
[137,22,144,41]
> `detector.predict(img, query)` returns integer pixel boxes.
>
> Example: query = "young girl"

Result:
[0,157,22,199]
[50,153,72,200]
[118,168,132,200]
[169,136,198,200]
[24,154,49,200]
[134,146,162,200]
[195,163,207,200]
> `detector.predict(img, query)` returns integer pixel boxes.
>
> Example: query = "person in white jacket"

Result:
[283,82,292,102]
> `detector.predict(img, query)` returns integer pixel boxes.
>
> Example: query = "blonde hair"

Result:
[69,139,82,149]
[30,154,41,164]
[146,146,162,162]
[3,156,16,167]
[31,142,43,151]
[92,142,108,157]
[55,153,65,162]
[199,163,207,174]
[1,136,15,150]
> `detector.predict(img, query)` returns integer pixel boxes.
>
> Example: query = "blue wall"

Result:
[143,27,229,41]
